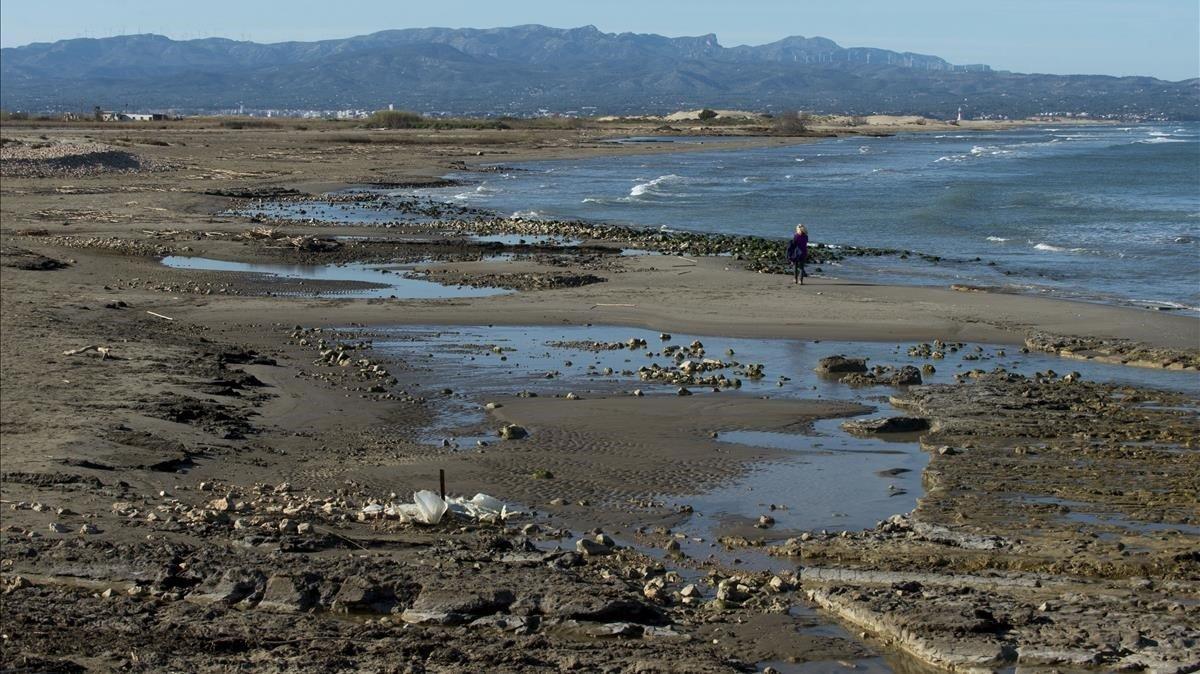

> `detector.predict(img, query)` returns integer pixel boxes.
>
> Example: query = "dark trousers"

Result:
[792,257,807,283]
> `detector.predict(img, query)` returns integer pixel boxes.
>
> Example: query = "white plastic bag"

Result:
[412,490,448,525]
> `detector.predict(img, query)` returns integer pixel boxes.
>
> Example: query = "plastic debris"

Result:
[366,491,519,525]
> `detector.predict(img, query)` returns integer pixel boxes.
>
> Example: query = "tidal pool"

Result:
[160,256,510,299]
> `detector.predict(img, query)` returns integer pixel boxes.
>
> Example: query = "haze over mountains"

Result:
[2,24,1197,118]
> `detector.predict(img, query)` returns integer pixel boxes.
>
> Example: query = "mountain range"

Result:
[2,25,1197,118]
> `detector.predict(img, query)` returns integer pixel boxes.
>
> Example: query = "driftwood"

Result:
[62,345,112,359]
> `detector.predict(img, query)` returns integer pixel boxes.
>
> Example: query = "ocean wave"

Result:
[986,236,1010,242]
[1134,299,1200,312]
[629,174,684,197]
[1138,137,1186,144]
[1032,242,1088,253]
[510,210,545,220]
[970,145,1015,157]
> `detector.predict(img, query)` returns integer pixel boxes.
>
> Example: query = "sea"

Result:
[420,123,1200,315]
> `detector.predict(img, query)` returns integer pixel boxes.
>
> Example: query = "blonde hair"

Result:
[795,224,807,235]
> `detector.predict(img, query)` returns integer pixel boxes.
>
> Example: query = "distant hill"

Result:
[2,25,1197,118]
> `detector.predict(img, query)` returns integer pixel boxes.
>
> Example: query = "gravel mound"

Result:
[0,140,166,178]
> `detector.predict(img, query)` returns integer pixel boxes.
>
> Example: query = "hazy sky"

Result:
[2,0,1197,80]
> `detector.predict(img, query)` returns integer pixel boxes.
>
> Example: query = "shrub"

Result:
[772,110,811,135]
[698,108,719,120]
[366,110,425,129]
[220,118,280,129]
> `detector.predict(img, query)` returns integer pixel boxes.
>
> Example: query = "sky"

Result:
[2,0,1198,80]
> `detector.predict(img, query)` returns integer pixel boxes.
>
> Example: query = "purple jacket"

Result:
[786,233,808,262]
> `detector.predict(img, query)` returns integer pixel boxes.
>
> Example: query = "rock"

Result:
[756,515,776,529]
[258,574,318,613]
[676,387,692,396]
[402,588,515,625]
[565,392,580,400]
[595,533,616,547]
[331,575,407,614]
[187,568,266,606]
[78,523,100,535]
[498,424,527,440]
[842,416,931,435]
[541,594,664,625]
[816,355,868,374]
[47,522,70,534]
[576,538,612,556]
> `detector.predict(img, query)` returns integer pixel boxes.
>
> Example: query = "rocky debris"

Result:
[839,365,922,387]
[240,226,341,252]
[0,246,69,271]
[841,416,930,435]
[807,581,1199,673]
[0,141,170,178]
[204,187,305,199]
[137,393,256,439]
[26,234,174,257]
[1025,332,1200,371]
[421,270,606,291]
[815,355,868,374]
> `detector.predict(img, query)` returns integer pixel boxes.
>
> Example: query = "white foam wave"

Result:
[629,174,683,197]
[1033,242,1088,253]
[510,210,545,220]
[986,236,1009,243]
[970,145,1014,157]
[1135,299,1200,312]
[1139,137,1186,144]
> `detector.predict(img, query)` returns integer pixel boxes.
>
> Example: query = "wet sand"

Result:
[2,121,1197,673]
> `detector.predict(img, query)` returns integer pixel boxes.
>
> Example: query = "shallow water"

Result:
[371,324,1198,550]
[691,424,927,534]
[1019,495,1200,536]
[420,123,1200,314]
[160,256,510,299]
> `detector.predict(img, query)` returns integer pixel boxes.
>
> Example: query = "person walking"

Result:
[786,224,809,285]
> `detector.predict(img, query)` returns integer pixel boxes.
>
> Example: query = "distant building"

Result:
[93,106,171,122]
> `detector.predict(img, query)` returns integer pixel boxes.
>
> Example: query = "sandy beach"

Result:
[2,119,1197,673]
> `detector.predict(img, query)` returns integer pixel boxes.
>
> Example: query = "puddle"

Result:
[469,233,583,246]
[687,424,927,534]
[1018,495,1200,536]
[371,325,1199,401]
[160,257,510,299]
